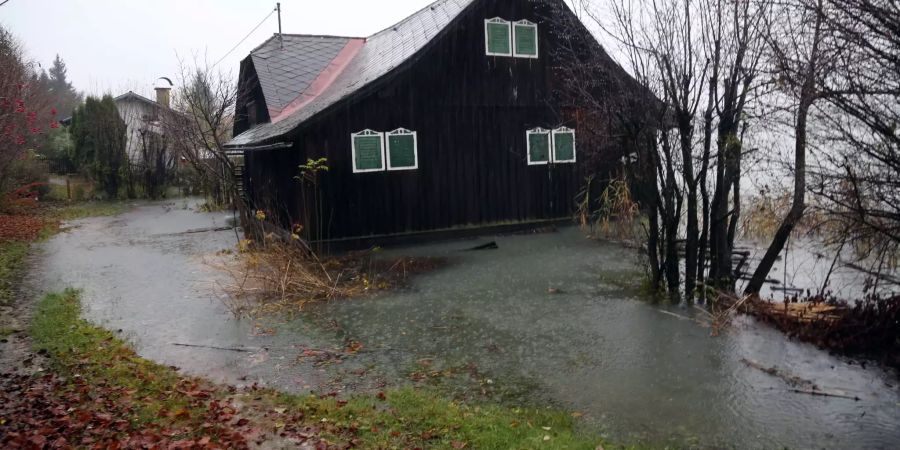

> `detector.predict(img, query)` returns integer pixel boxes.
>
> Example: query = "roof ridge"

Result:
[250,33,364,55]
[367,0,460,38]
[114,91,156,104]
[280,33,365,39]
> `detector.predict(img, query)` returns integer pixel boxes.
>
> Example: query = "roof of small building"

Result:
[114,91,161,108]
[227,0,476,148]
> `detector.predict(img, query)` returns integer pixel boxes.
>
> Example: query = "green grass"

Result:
[30,290,197,426]
[29,289,646,449]
[0,241,29,307]
[45,201,128,222]
[271,388,624,449]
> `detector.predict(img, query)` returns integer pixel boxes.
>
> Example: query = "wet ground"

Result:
[34,200,900,449]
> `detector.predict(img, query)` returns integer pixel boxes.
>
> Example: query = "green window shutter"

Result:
[527,128,550,165]
[485,18,511,56]
[387,129,418,170]
[352,130,385,173]
[514,21,538,58]
[552,127,576,163]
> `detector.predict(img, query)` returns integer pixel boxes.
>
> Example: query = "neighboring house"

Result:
[114,85,171,162]
[227,0,655,245]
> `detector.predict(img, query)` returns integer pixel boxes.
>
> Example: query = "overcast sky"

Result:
[2,0,523,98]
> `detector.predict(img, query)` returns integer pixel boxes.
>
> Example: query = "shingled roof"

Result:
[227,0,477,148]
[250,35,356,116]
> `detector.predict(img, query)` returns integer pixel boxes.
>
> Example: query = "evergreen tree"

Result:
[70,96,127,198]
[47,54,82,118]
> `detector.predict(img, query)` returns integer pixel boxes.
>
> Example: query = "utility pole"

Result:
[277,3,283,49]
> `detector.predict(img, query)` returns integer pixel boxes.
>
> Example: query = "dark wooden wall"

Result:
[243,0,630,242]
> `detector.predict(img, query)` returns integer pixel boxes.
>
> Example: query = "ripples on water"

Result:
[38,204,900,450]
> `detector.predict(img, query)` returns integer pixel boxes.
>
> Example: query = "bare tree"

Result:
[745,0,835,295]
[804,0,900,282]
[137,127,176,199]
[550,0,676,293]
[163,58,241,209]
[702,0,767,289]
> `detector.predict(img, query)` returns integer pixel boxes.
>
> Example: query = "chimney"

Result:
[155,86,171,109]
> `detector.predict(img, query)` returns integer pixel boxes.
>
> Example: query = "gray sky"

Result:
[0,0,461,98]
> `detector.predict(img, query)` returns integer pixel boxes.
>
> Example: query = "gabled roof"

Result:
[227,0,477,148]
[250,34,358,116]
[114,91,161,109]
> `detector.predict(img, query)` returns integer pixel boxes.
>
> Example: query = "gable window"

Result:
[351,129,385,173]
[526,128,551,165]
[552,127,576,163]
[513,20,539,58]
[485,18,512,56]
[386,128,419,170]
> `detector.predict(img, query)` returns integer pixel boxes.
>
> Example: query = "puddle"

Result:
[35,200,900,449]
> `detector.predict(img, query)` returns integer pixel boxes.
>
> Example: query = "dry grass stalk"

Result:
[210,235,443,318]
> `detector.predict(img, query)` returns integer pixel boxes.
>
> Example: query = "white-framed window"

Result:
[386,128,418,171]
[485,18,512,57]
[351,129,385,173]
[513,20,539,58]
[552,127,577,163]
[526,127,551,165]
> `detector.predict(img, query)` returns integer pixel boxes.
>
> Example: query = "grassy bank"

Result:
[0,241,28,309]
[14,289,637,449]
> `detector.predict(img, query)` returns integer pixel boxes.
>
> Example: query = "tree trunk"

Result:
[697,104,714,288]
[727,154,741,249]
[745,100,810,295]
[678,117,699,301]
[642,135,663,288]
[661,133,680,297]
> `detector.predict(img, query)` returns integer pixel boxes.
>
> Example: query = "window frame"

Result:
[526,127,551,165]
[351,129,386,173]
[484,18,513,57]
[385,128,419,171]
[551,127,577,163]
[513,20,539,59]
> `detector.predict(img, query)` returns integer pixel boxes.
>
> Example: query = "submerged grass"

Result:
[41,201,128,223]
[27,289,644,449]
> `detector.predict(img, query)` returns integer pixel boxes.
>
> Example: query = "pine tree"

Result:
[46,54,81,118]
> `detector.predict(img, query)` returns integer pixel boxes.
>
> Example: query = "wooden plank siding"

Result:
[242,0,632,243]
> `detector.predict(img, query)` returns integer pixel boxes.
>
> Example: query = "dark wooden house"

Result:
[227,0,652,246]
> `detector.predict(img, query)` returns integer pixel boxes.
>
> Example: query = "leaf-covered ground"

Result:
[0,290,641,449]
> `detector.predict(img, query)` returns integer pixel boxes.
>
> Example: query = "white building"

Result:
[113,83,172,162]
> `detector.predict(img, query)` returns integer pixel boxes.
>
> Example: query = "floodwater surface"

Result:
[34,201,900,449]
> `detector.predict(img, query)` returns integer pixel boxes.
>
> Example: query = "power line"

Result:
[0,0,14,8]
[212,6,277,69]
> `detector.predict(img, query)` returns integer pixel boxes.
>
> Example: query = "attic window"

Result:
[485,18,512,56]
[352,129,386,173]
[513,20,539,58]
[552,127,577,163]
[526,128,550,165]
[386,128,418,170]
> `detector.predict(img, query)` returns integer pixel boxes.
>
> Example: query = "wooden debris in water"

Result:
[754,301,843,324]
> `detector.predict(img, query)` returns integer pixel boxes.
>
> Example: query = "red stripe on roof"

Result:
[271,38,366,123]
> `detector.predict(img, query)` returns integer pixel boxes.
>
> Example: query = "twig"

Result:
[173,343,257,353]
[789,388,860,401]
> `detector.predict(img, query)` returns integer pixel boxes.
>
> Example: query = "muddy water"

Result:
[35,201,900,449]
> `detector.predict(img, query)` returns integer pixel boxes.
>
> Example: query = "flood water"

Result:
[34,200,900,449]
